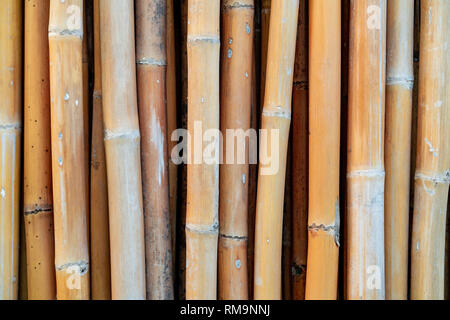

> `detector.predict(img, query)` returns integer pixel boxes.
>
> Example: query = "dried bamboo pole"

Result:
[23,0,56,300]
[254,0,299,300]
[186,0,220,300]
[136,0,174,300]
[305,0,340,300]
[100,0,146,300]
[346,0,386,300]
[411,0,450,300]
[0,0,22,301]
[260,0,270,112]
[48,0,90,300]
[218,0,254,300]
[384,0,414,300]
[282,143,292,299]
[166,0,178,273]
[291,0,308,300]
[90,0,110,300]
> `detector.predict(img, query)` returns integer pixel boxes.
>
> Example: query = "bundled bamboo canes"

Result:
[100,0,146,300]
[48,0,90,300]
[136,0,174,300]
[411,0,450,300]
[346,0,386,300]
[23,0,56,300]
[384,0,414,300]
[291,0,308,300]
[218,0,254,300]
[254,0,299,300]
[90,0,110,300]
[186,0,220,300]
[259,0,270,112]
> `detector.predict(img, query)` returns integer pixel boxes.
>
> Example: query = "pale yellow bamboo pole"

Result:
[411,0,450,300]
[99,0,146,300]
[0,0,22,301]
[384,0,414,300]
[253,0,299,300]
[305,0,341,300]
[90,0,111,300]
[346,0,386,300]
[24,0,56,300]
[186,0,220,300]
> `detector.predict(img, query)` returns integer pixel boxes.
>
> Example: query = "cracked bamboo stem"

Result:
[0,0,22,301]
[24,0,56,300]
[411,0,450,300]
[100,0,146,299]
[254,0,299,300]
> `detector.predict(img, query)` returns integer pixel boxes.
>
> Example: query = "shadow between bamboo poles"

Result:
[346,0,386,300]
[89,0,111,300]
[24,0,56,300]
[384,0,414,300]
[305,0,341,300]
[99,0,146,300]
[218,0,254,300]
[410,0,450,300]
[253,0,299,300]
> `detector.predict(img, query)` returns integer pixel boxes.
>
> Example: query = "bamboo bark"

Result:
[384,0,414,300]
[346,0,386,300]
[291,0,308,300]
[100,0,146,300]
[411,0,450,300]
[24,0,56,300]
[136,0,174,300]
[186,0,221,300]
[48,0,90,300]
[254,0,299,300]
[218,0,254,300]
[90,0,111,300]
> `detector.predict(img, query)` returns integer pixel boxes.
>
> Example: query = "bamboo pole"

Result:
[384,0,414,300]
[346,0,386,300]
[186,0,220,300]
[260,0,270,113]
[291,0,308,300]
[218,0,254,300]
[19,218,28,300]
[0,0,22,301]
[411,0,450,300]
[99,0,146,300]
[90,0,111,300]
[48,0,90,300]
[23,0,56,300]
[136,0,174,300]
[254,0,299,300]
[282,142,292,299]
[305,0,340,300]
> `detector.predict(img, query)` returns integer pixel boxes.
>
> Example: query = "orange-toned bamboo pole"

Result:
[254,0,299,300]
[291,0,308,300]
[23,0,56,300]
[410,0,450,300]
[346,0,386,300]
[218,0,254,300]
[384,0,414,300]
[0,0,22,301]
[305,0,340,300]
[186,0,220,300]
[99,0,146,300]
[48,0,90,300]
[89,0,110,300]
[166,0,178,273]
[260,0,270,113]
[136,0,174,300]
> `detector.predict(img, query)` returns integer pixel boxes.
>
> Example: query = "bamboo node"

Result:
[24,205,52,216]
[136,57,167,66]
[293,80,308,90]
[347,169,385,178]
[414,172,450,184]
[386,77,414,90]
[187,35,220,44]
[262,109,291,120]
[104,129,140,141]
[48,29,83,39]
[308,223,340,247]
[219,233,248,241]
[0,123,22,130]
[291,263,306,276]
[186,223,219,235]
[222,3,254,11]
[55,261,89,276]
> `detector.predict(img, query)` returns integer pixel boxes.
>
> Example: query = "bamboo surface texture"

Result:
[218,0,254,301]
[306,0,341,300]
[254,0,299,300]
[0,0,22,300]
[411,0,450,300]
[24,0,56,300]
[100,0,146,300]
[385,0,414,300]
